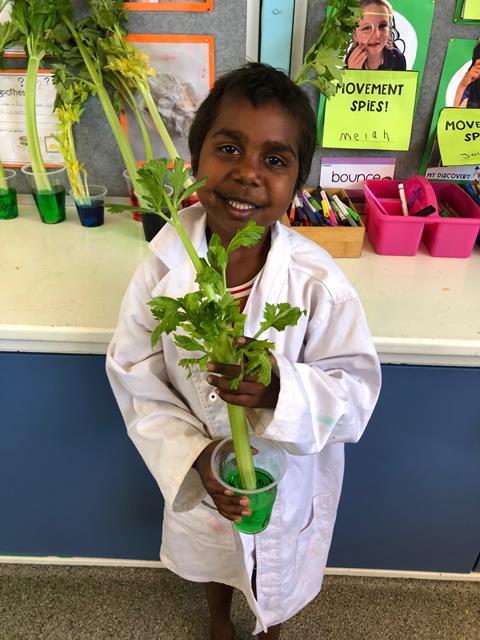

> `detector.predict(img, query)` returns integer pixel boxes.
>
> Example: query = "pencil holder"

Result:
[364,179,438,256]
[211,435,287,535]
[425,183,480,258]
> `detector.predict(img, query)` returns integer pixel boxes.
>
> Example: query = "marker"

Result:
[398,183,409,216]
[407,186,422,209]
[320,190,338,225]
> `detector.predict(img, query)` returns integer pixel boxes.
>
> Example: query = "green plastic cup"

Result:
[21,165,67,224]
[211,435,287,535]
[0,168,19,220]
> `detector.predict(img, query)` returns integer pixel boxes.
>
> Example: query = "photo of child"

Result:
[345,0,407,71]
[453,41,480,109]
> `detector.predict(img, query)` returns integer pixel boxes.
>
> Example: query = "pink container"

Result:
[424,183,480,258]
[364,180,437,256]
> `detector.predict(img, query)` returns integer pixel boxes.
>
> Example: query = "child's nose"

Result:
[232,155,263,187]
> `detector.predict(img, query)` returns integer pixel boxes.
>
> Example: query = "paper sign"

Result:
[425,165,479,182]
[322,70,418,151]
[320,157,396,189]
[0,72,62,166]
[437,108,480,166]
[463,0,480,20]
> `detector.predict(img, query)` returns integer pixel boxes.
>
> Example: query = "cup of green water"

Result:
[211,435,287,534]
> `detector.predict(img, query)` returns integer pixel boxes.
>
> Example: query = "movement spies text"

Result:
[339,80,405,113]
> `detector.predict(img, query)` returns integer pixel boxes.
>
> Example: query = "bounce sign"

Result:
[323,70,419,151]
[437,108,480,166]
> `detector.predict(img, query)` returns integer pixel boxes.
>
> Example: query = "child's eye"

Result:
[378,22,389,30]
[265,155,286,167]
[218,144,239,155]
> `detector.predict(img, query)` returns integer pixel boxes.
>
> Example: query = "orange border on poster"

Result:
[0,69,62,168]
[122,33,215,165]
[124,1,213,11]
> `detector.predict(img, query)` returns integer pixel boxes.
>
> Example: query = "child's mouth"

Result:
[219,194,262,218]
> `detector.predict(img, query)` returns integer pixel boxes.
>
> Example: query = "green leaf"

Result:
[207,233,228,276]
[195,266,225,297]
[174,334,206,353]
[257,303,306,336]
[226,220,265,256]
[148,296,185,334]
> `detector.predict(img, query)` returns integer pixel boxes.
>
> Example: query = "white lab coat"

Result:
[106,204,381,634]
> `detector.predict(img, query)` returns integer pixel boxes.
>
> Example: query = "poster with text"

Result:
[124,0,213,11]
[0,71,62,166]
[323,69,418,150]
[123,35,214,164]
[454,0,480,23]
[318,0,434,149]
[420,38,479,174]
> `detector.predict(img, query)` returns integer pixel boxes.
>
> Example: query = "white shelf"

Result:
[1,203,480,366]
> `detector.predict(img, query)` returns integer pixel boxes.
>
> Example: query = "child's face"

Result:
[195,95,300,244]
[355,4,391,52]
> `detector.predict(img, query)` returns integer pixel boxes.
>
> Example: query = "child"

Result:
[106,63,381,639]
[345,0,407,71]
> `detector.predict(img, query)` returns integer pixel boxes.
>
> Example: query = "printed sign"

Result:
[320,157,396,189]
[463,0,480,20]
[437,108,480,166]
[425,165,479,182]
[317,0,433,148]
[322,70,418,150]
[123,34,214,164]
[420,39,479,174]
[0,71,62,166]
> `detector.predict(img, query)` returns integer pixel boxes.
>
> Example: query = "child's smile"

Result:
[195,95,300,245]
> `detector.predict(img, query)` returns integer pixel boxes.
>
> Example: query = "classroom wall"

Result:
[5,0,479,194]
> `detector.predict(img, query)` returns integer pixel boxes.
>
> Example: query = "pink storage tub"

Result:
[364,179,438,256]
[424,183,480,258]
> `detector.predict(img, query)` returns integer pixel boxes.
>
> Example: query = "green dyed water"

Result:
[224,468,276,534]
[0,188,18,219]
[33,186,66,224]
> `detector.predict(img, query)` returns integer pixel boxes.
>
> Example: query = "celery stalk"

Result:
[0,161,7,191]
[25,53,51,193]
[112,160,305,492]
[64,17,144,204]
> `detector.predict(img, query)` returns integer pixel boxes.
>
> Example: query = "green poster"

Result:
[420,39,478,174]
[437,108,480,166]
[317,0,435,148]
[322,70,418,150]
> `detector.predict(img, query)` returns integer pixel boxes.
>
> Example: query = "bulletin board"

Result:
[303,0,480,183]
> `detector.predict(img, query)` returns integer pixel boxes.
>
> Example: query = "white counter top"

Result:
[2,202,480,366]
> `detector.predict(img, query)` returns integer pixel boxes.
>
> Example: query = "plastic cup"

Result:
[21,165,67,224]
[122,168,142,221]
[211,435,287,535]
[70,184,107,228]
[141,184,174,242]
[0,168,19,220]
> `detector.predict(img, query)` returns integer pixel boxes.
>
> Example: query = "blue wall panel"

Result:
[0,353,163,560]
[328,365,480,573]
[1,354,479,571]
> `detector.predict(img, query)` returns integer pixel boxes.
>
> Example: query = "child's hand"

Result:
[194,442,251,523]
[206,338,280,409]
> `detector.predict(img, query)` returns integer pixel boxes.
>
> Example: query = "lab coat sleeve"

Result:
[246,295,381,455]
[106,258,212,512]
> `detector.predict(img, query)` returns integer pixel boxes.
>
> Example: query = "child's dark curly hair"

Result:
[189,62,317,192]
